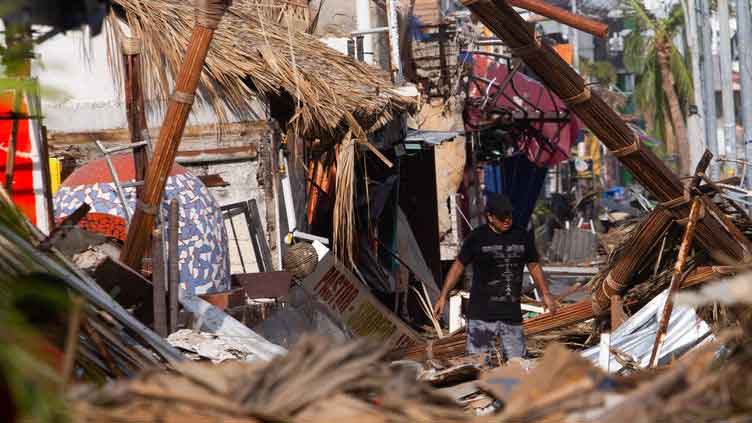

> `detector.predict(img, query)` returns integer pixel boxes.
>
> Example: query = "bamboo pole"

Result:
[122,36,150,199]
[648,198,703,368]
[461,0,751,264]
[591,207,674,315]
[121,0,229,268]
[507,0,608,38]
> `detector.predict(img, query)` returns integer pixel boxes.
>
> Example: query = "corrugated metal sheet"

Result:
[581,289,713,372]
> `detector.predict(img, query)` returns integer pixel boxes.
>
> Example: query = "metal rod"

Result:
[100,141,149,155]
[95,140,132,223]
[350,26,389,36]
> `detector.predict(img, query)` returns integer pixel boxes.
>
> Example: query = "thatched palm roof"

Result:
[108,0,416,143]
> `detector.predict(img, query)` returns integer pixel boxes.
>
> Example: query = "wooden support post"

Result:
[120,0,229,268]
[648,197,703,368]
[168,198,180,333]
[461,0,751,267]
[122,36,150,199]
[151,228,168,337]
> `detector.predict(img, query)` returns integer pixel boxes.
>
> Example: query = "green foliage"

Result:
[0,198,71,422]
[580,58,618,86]
[620,0,691,144]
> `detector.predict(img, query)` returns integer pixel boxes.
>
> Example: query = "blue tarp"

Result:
[483,154,547,228]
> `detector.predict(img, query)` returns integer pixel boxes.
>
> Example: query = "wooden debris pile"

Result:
[72,335,468,423]
[0,190,181,383]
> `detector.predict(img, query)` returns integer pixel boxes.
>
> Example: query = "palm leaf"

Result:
[669,45,693,103]
[624,31,649,74]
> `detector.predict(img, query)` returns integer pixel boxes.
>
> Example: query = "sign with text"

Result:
[301,253,421,349]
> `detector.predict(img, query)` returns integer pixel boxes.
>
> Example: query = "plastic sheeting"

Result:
[581,289,713,372]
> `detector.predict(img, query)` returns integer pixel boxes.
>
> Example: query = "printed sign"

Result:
[301,253,421,349]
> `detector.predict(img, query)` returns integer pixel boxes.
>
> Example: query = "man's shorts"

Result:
[466,319,526,359]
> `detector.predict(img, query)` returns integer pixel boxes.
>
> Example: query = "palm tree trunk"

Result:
[657,40,691,175]
[663,106,677,167]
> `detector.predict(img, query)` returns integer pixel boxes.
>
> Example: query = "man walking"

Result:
[434,194,557,360]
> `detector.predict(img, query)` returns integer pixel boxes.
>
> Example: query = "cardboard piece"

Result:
[300,253,422,349]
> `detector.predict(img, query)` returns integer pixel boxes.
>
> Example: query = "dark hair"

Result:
[485,194,513,218]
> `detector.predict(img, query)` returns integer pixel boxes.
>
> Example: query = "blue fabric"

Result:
[483,154,547,228]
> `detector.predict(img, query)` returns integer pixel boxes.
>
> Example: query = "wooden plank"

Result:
[234,271,292,299]
[168,198,180,333]
[47,121,270,145]
[151,229,168,337]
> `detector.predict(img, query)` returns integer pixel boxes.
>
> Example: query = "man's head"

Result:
[485,194,513,233]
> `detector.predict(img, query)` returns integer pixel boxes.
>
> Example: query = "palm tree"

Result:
[623,1,693,175]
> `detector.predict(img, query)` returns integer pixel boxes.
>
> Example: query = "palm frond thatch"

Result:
[107,0,416,144]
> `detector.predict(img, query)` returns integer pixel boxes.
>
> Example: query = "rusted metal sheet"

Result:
[234,271,292,300]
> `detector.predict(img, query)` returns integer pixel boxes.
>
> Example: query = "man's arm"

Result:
[527,262,558,313]
[433,259,465,318]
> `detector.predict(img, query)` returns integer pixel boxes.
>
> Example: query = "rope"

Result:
[195,0,229,29]
[612,135,641,158]
[121,37,141,55]
[562,87,591,106]
[171,90,195,104]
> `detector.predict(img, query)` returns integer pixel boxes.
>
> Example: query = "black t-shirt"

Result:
[458,224,540,323]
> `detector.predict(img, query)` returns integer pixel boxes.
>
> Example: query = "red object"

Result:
[61,153,185,187]
[465,54,580,167]
[72,212,128,242]
[0,92,38,224]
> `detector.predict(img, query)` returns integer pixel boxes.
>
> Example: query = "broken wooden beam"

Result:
[120,0,229,269]
[461,0,751,266]
[649,197,703,367]
[507,0,608,38]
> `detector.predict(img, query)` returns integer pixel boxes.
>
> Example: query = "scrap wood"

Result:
[495,344,613,421]
[507,0,608,37]
[649,197,703,367]
[0,208,183,373]
[74,336,468,423]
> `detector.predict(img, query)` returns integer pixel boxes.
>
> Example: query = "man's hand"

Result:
[544,295,558,314]
[433,295,447,319]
